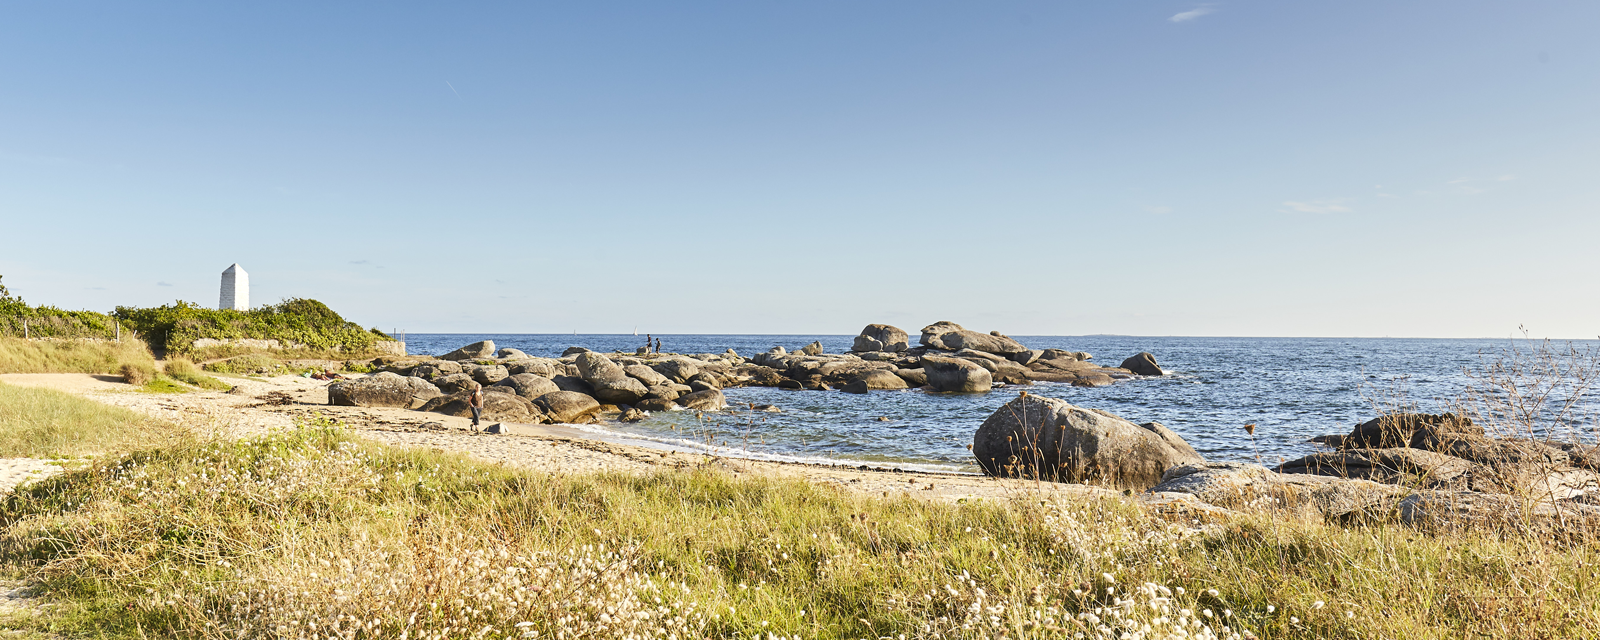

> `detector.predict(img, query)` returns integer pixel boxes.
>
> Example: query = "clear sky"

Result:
[2,2,1596,337]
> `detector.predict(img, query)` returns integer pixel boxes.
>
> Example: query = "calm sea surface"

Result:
[403,334,1598,473]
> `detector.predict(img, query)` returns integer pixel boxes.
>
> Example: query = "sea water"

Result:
[403,334,1599,473]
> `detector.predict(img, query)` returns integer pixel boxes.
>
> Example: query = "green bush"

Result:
[139,378,188,394]
[118,362,157,386]
[0,337,156,375]
[0,276,126,341]
[114,298,395,356]
[204,354,287,376]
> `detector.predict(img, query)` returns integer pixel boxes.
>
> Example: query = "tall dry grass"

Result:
[0,337,155,375]
[0,383,181,457]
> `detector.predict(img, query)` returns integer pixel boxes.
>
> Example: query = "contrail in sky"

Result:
[445,81,461,98]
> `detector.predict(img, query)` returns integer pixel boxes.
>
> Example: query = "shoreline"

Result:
[0,372,1162,507]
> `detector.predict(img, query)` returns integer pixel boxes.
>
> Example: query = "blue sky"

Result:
[2,2,1596,337]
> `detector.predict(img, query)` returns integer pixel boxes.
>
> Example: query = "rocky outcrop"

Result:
[1120,352,1163,376]
[576,352,649,404]
[922,357,992,393]
[467,364,510,386]
[432,373,477,395]
[507,359,561,377]
[677,389,728,411]
[801,341,824,356]
[440,340,496,361]
[1342,413,1483,450]
[410,361,463,380]
[421,390,539,422]
[636,398,679,412]
[533,391,601,423]
[496,348,527,359]
[894,368,928,387]
[1151,462,1403,518]
[973,394,1204,490]
[920,321,1027,355]
[494,373,561,400]
[624,364,670,387]
[852,324,910,353]
[852,369,909,391]
[328,373,442,409]
[651,360,700,384]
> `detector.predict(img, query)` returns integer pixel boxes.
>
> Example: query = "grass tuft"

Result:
[0,383,181,457]
[161,358,231,391]
[0,338,155,375]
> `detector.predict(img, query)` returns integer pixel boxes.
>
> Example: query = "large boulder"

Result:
[551,375,595,395]
[636,398,679,412]
[921,357,993,393]
[677,389,728,411]
[420,390,539,422]
[467,364,510,386]
[432,373,477,395]
[493,373,561,400]
[1119,353,1163,376]
[853,324,910,353]
[507,359,560,377]
[973,394,1204,489]
[894,368,928,387]
[1277,448,1479,489]
[592,377,649,405]
[919,321,1027,355]
[410,361,463,380]
[651,360,701,384]
[439,340,496,362]
[496,348,527,359]
[533,391,602,424]
[624,365,670,387]
[328,373,442,409]
[853,369,909,391]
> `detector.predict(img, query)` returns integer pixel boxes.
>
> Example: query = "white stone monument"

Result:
[219,264,249,310]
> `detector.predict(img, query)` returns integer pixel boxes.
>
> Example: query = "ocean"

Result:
[401,333,1599,473]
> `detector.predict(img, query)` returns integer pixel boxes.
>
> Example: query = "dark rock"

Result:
[922,357,993,393]
[1119,352,1163,376]
[440,340,497,362]
[840,380,870,394]
[636,398,678,412]
[496,348,527,359]
[494,373,561,400]
[1071,374,1115,388]
[777,379,804,390]
[533,391,602,423]
[551,375,595,395]
[1278,448,1478,488]
[688,379,718,393]
[562,346,592,356]
[972,395,1204,490]
[619,408,647,422]
[1344,413,1483,450]
[1010,350,1044,366]
[328,373,442,409]
[1310,434,1346,448]
[678,389,728,411]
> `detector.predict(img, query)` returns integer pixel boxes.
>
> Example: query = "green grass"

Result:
[0,337,155,375]
[0,383,179,457]
[0,415,1595,638]
[138,379,188,394]
[201,353,287,376]
[161,358,232,391]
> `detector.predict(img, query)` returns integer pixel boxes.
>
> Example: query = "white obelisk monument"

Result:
[219,264,249,310]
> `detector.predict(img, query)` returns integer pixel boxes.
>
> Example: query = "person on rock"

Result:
[655,337,662,354]
[468,381,484,432]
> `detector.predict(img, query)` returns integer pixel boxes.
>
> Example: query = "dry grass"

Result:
[0,416,1594,638]
[162,358,233,391]
[0,337,155,375]
[0,383,181,458]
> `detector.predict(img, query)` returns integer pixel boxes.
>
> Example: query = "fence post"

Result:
[116,321,121,343]
[22,319,27,340]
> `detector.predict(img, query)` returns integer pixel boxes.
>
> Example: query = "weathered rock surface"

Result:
[677,389,728,411]
[551,375,595,395]
[635,398,679,412]
[328,373,442,409]
[507,359,560,377]
[853,324,910,353]
[1342,413,1483,450]
[973,394,1204,490]
[493,373,561,400]
[1120,352,1163,376]
[432,373,477,395]
[440,340,497,362]
[920,321,1028,355]
[533,391,601,423]
[853,369,910,391]
[624,364,670,387]
[651,360,701,384]
[894,368,928,387]
[1151,462,1403,518]
[420,390,538,422]
[467,364,510,386]
[496,348,527,359]
[922,357,993,393]
[410,361,463,380]
[801,341,824,356]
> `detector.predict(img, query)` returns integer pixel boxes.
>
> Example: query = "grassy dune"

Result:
[0,390,1596,638]
[0,337,155,375]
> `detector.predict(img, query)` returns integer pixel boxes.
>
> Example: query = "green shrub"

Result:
[203,354,286,376]
[163,358,232,391]
[0,276,126,341]
[139,378,188,394]
[114,298,395,356]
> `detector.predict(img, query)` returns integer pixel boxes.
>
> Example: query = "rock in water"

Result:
[440,340,496,361]
[534,391,602,423]
[677,389,728,411]
[919,321,1027,355]
[636,398,679,412]
[575,352,649,404]
[852,369,909,391]
[328,373,442,409]
[840,380,870,394]
[972,394,1203,489]
[494,373,561,400]
[921,357,993,393]
[624,364,670,387]
[1119,352,1163,376]
[894,368,928,387]
[853,324,910,353]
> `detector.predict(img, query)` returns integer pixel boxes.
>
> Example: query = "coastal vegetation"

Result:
[0,277,124,342]
[0,384,178,457]
[113,297,396,358]
[0,392,1596,638]
[0,338,156,376]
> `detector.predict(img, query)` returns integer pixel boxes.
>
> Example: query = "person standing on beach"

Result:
[468,381,484,432]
